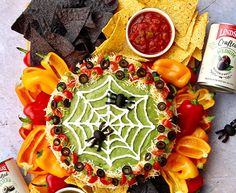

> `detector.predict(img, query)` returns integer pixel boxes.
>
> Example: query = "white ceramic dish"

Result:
[126,8,175,58]
[56,187,85,193]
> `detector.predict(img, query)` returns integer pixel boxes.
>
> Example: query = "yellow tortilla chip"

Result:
[192,47,203,61]
[191,12,209,50]
[175,12,198,50]
[94,8,148,62]
[117,0,144,12]
[160,43,195,62]
[93,187,128,193]
[182,55,192,66]
[141,0,199,36]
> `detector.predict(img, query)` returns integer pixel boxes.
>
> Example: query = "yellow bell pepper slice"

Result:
[22,69,59,94]
[161,170,188,193]
[35,147,69,178]
[195,89,215,110]
[164,153,199,180]
[40,52,69,78]
[152,59,191,88]
[29,174,48,193]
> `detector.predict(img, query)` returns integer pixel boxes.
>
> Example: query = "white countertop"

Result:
[0,0,236,192]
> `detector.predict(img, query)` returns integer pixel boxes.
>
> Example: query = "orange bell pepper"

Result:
[29,174,48,193]
[15,84,37,106]
[192,127,209,141]
[152,59,191,88]
[17,125,48,175]
[175,136,211,159]
[164,153,199,180]
[35,147,69,178]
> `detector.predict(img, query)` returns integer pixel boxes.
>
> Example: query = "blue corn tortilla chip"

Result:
[44,32,74,58]
[11,0,118,66]
[57,7,90,42]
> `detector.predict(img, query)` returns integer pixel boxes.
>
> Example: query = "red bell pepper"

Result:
[23,92,51,125]
[19,123,33,139]
[187,175,204,193]
[177,100,204,138]
[46,174,69,193]
[17,47,30,67]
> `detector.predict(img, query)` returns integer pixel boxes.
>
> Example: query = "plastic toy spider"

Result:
[106,91,135,110]
[216,119,236,143]
[86,122,113,151]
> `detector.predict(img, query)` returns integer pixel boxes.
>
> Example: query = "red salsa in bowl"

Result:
[126,8,175,58]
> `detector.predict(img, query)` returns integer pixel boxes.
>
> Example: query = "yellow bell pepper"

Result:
[40,52,69,78]
[161,170,188,193]
[195,89,215,110]
[15,84,37,106]
[17,125,48,175]
[152,59,191,88]
[29,174,48,193]
[22,68,59,94]
[192,127,209,142]
[35,146,69,178]
[164,153,199,179]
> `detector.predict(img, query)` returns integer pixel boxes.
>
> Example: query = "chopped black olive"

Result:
[112,178,119,186]
[72,66,80,74]
[51,100,57,110]
[170,115,178,124]
[115,70,125,80]
[100,58,110,69]
[137,68,147,77]
[79,74,89,84]
[54,126,63,135]
[86,61,94,69]
[144,163,152,171]
[145,152,152,161]
[136,175,145,185]
[57,82,67,92]
[52,115,61,125]
[61,147,71,156]
[119,59,129,68]
[157,125,165,133]
[53,138,61,146]
[155,80,164,89]
[74,162,84,172]
[97,169,105,178]
[157,102,167,111]
[122,165,132,175]
[63,99,71,108]
[167,131,177,141]
[64,159,70,166]
[156,141,166,150]
[159,157,167,167]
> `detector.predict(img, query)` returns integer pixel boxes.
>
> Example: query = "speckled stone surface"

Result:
[0,0,236,192]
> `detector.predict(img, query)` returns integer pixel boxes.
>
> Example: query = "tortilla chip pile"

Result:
[11,0,118,66]
[94,0,208,65]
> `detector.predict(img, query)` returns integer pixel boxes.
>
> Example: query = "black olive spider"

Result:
[106,91,135,110]
[216,118,236,143]
[85,122,113,151]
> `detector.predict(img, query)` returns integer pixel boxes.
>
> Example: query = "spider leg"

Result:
[106,101,116,105]
[107,91,117,98]
[218,132,226,140]
[86,136,95,142]
[101,126,109,133]
[127,106,133,111]
[129,96,135,100]
[99,122,106,130]
[90,139,97,148]
[222,134,229,143]
[105,128,114,136]
[97,141,103,151]
[215,129,224,134]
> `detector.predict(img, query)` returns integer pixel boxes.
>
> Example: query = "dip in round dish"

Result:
[126,8,175,58]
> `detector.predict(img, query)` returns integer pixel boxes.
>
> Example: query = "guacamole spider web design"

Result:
[63,74,159,170]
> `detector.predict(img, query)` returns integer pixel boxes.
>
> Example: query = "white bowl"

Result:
[126,8,175,58]
[56,187,85,193]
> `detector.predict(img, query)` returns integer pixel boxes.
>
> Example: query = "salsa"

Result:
[128,11,172,55]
